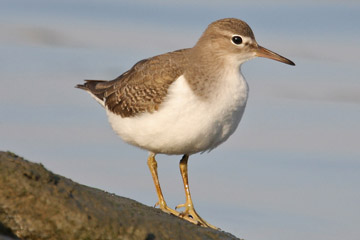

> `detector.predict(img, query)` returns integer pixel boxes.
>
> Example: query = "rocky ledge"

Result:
[0,151,241,240]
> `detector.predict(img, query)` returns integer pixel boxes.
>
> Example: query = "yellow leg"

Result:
[176,154,219,229]
[147,152,179,216]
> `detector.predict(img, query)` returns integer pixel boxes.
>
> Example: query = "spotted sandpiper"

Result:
[76,18,294,229]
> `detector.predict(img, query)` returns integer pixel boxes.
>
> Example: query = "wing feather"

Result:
[77,49,190,117]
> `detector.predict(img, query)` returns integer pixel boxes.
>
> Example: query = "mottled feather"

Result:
[77,49,190,117]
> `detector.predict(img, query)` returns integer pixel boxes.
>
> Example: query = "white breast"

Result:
[106,67,249,155]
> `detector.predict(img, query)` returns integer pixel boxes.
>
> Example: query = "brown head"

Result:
[193,18,295,66]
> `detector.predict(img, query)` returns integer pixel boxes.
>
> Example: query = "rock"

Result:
[0,151,241,240]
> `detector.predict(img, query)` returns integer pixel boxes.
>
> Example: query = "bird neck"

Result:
[184,45,240,99]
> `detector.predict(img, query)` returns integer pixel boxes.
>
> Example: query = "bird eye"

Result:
[231,36,243,45]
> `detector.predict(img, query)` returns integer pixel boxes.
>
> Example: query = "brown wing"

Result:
[77,49,190,117]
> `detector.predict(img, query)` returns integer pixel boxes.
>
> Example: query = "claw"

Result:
[175,203,219,229]
[175,203,186,210]
[153,200,180,217]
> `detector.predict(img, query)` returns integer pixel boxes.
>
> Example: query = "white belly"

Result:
[106,70,248,155]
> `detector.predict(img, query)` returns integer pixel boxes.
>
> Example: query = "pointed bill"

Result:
[255,45,295,66]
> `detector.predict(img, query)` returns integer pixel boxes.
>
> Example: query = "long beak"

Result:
[255,45,295,66]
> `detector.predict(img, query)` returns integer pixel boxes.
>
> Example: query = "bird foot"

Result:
[175,203,219,230]
[154,201,180,217]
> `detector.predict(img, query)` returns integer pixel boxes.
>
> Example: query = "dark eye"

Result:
[232,36,243,45]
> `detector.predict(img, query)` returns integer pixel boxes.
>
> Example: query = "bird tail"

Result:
[75,80,112,107]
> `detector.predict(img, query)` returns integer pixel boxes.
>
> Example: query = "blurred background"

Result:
[1,0,359,239]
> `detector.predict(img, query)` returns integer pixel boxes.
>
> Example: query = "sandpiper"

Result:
[76,18,295,229]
